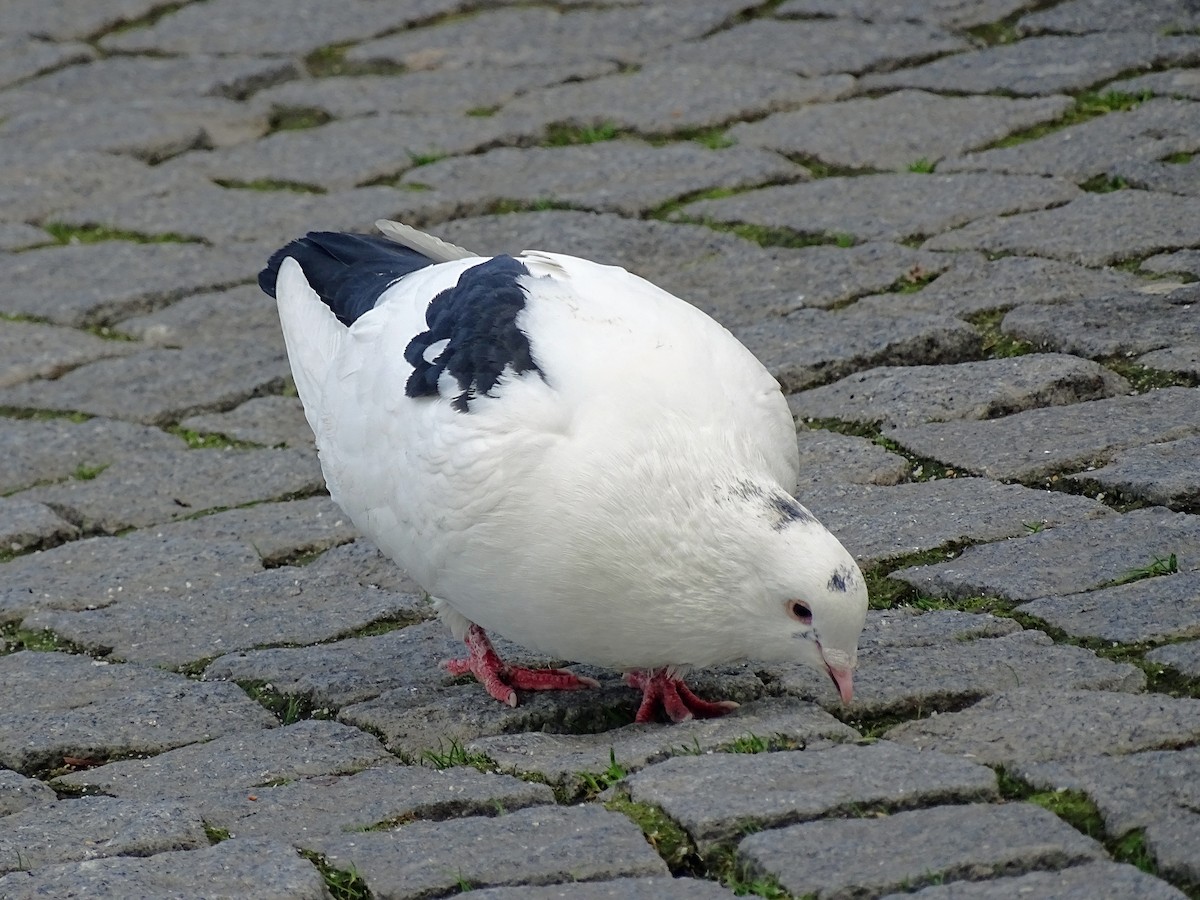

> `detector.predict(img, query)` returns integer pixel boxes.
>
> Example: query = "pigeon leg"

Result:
[444,624,600,707]
[625,669,740,723]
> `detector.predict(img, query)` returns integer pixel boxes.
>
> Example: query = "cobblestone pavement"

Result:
[2,1,1200,898]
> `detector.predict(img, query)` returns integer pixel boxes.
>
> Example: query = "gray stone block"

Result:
[0,223,50,251]
[28,564,429,668]
[17,54,298,103]
[789,354,1129,429]
[55,719,394,802]
[863,33,1200,95]
[20,446,323,534]
[403,140,801,217]
[500,64,855,136]
[301,538,418,595]
[99,0,459,55]
[1066,436,1200,509]
[624,741,997,849]
[1019,571,1200,644]
[3,0,178,40]
[793,429,912,487]
[0,796,207,875]
[205,620,459,711]
[730,91,1072,170]
[1145,811,1200,885]
[893,507,1200,601]
[252,64,620,121]
[860,608,1024,649]
[1003,289,1200,358]
[0,530,263,619]
[1019,0,1200,35]
[0,651,276,775]
[0,839,328,899]
[0,37,93,90]
[660,18,969,76]
[1018,745,1200,839]
[173,111,537,192]
[0,497,78,554]
[941,99,1200,182]
[777,0,1038,28]
[1148,640,1200,677]
[346,2,757,70]
[924,190,1200,266]
[465,879,738,900]
[0,769,56,817]
[309,804,668,897]
[1110,68,1200,101]
[180,395,315,450]
[890,862,1188,900]
[114,284,284,349]
[739,802,1104,899]
[886,688,1200,765]
[1,96,267,163]
[679,173,1080,243]
[439,211,949,318]
[201,764,553,843]
[0,241,258,328]
[157,495,357,567]
[0,319,137,388]
[733,307,980,394]
[884,386,1200,481]
[803,477,1112,567]
[1138,344,1200,378]
[0,148,212,222]
[1114,155,1200,197]
[1143,249,1200,277]
[467,698,858,789]
[772,629,1144,716]
[870,255,1142,318]
[53,182,443,247]
[0,341,289,426]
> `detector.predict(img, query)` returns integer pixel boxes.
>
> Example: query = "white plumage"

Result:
[261,220,868,722]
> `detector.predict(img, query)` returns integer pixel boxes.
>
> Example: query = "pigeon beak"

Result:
[826,662,854,704]
[818,644,855,704]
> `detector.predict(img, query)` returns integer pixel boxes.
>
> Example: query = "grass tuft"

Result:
[1101,357,1197,393]
[545,122,621,146]
[204,824,231,844]
[1106,553,1179,587]
[420,738,495,772]
[300,851,373,900]
[577,748,630,798]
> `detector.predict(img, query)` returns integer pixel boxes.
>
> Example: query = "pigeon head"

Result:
[729,483,868,704]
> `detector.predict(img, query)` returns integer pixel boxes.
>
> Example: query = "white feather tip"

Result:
[375,219,476,263]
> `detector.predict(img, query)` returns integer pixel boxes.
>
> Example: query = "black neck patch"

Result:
[259,231,437,326]
[404,255,542,412]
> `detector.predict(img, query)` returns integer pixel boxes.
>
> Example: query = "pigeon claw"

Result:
[445,625,599,708]
[625,669,739,724]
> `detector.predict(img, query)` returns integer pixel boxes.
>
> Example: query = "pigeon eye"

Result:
[787,601,812,625]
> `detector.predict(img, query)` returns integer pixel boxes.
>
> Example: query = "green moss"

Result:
[204,824,231,844]
[887,263,940,293]
[214,178,326,194]
[605,793,698,872]
[705,844,794,898]
[1080,174,1128,193]
[908,158,936,174]
[1101,357,1196,392]
[304,45,348,77]
[966,20,1020,45]
[72,462,109,481]
[237,680,318,725]
[682,220,850,250]
[269,107,332,132]
[165,426,260,450]
[99,1,188,37]
[964,308,1034,358]
[1165,151,1195,164]
[43,223,201,245]
[990,90,1153,150]
[0,623,101,659]
[408,151,447,167]
[465,106,499,118]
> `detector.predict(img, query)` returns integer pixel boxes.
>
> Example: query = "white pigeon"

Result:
[258,219,868,723]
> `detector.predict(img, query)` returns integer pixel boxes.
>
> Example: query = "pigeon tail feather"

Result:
[273,257,345,435]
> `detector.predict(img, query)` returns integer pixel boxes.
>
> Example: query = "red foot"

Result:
[625,669,740,724]
[444,625,600,708]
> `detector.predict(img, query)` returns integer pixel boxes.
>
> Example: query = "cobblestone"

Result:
[6,5,1200,897]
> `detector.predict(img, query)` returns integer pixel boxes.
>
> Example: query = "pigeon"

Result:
[258,220,868,723]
